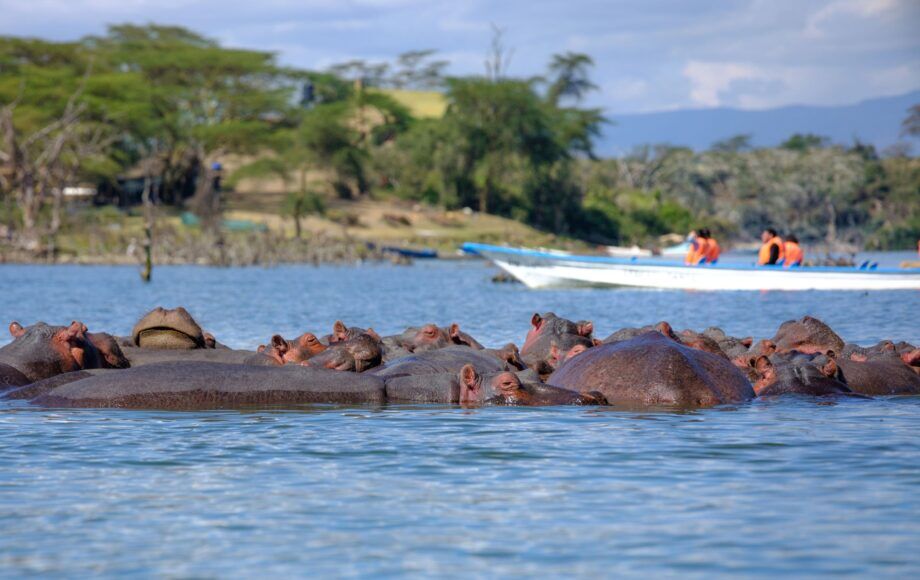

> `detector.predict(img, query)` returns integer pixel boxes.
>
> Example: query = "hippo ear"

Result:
[333,321,348,341]
[66,321,86,340]
[762,340,777,355]
[531,313,542,329]
[448,323,464,344]
[655,321,675,338]
[203,332,216,348]
[257,344,266,353]
[365,327,381,341]
[270,334,288,353]
[9,321,24,338]
[741,337,753,347]
[592,338,603,347]
[460,364,479,389]
[821,358,838,378]
[577,321,593,337]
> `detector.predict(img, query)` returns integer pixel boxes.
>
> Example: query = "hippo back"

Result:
[548,332,754,408]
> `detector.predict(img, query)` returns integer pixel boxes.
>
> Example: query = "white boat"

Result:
[461,243,920,291]
[605,244,653,258]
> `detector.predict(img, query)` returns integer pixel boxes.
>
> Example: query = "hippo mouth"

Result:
[136,328,201,349]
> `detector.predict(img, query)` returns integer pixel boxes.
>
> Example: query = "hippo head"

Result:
[266,332,327,365]
[678,329,729,357]
[750,352,848,396]
[521,313,593,355]
[396,324,451,353]
[328,321,380,345]
[132,307,205,349]
[4,320,99,382]
[771,316,844,355]
[459,366,605,406]
[87,332,130,369]
[301,333,382,372]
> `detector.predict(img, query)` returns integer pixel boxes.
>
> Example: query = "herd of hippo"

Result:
[1,307,919,410]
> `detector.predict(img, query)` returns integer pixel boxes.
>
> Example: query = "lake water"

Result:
[1,260,919,577]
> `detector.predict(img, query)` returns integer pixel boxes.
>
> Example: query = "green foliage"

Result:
[781,133,829,152]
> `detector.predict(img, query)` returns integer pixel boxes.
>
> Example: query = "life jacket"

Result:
[704,239,721,263]
[685,239,704,265]
[784,241,803,267]
[757,236,784,265]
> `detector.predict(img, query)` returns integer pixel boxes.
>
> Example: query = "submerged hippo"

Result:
[373,346,509,403]
[1,321,102,386]
[458,365,606,406]
[771,316,844,355]
[131,307,209,349]
[521,313,595,376]
[548,331,755,408]
[837,356,920,396]
[31,362,387,409]
[301,333,383,372]
[748,352,854,397]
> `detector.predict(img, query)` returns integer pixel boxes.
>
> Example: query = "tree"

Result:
[546,52,598,105]
[781,133,829,152]
[901,104,920,138]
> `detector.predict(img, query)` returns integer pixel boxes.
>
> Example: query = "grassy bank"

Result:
[0,196,578,266]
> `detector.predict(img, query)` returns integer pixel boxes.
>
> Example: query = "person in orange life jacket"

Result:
[784,234,804,267]
[757,228,784,265]
[684,230,704,265]
[699,228,720,264]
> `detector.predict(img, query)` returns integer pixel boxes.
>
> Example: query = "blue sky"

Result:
[1,0,917,113]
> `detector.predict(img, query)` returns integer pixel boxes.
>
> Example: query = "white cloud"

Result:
[683,61,766,107]
[805,0,899,37]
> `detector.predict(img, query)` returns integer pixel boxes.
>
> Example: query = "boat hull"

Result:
[462,243,920,291]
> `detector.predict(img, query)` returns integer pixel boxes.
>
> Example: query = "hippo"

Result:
[701,327,754,359]
[322,321,380,345]
[748,352,854,397]
[301,333,382,373]
[837,355,920,396]
[382,322,483,354]
[458,366,606,406]
[122,347,277,368]
[483,343,527,371]
[131,307,209,349]
[771,316,844,355]
[0,321,101,384]
[2,369,109,400]
[261,332,327,364]
[31,362,387,409]
[372,346,509,403]
[548,331,755,408]
[603,321,677,344]
[521,313,595,376]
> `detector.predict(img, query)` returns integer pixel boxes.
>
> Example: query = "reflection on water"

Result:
[0,262,919,577]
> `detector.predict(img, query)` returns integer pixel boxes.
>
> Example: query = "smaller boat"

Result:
[661,241,691,256]
[379,245,438,259]
[462,242,920,291]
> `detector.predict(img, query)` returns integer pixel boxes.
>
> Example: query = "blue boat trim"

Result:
[461,242,920,275]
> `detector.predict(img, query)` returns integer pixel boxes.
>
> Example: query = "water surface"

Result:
[1,261,918,577]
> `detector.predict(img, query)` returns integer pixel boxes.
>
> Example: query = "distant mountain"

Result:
[597,90,920,156]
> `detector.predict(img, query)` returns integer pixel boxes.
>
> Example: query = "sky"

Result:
[1,0,918,114]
